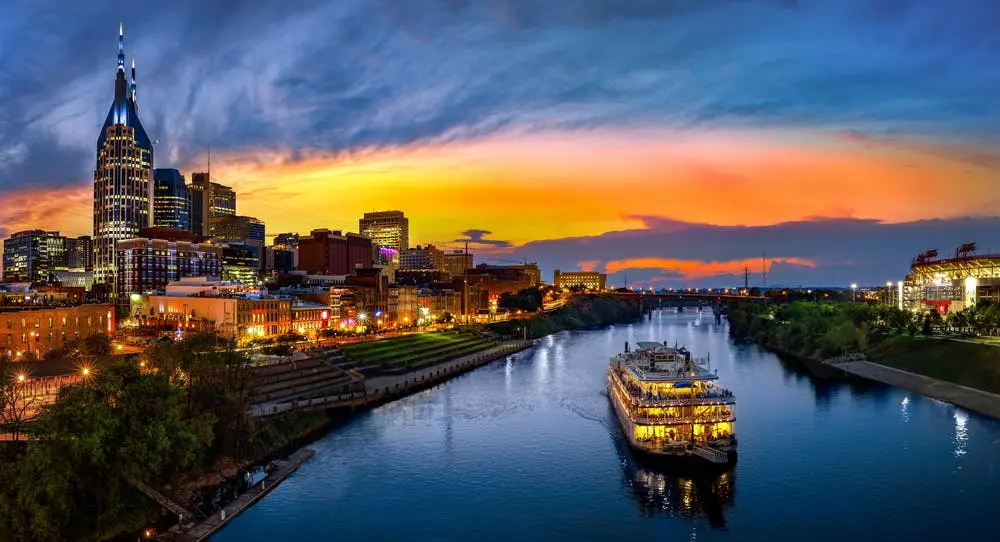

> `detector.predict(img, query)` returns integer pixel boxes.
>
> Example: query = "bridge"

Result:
[604,292,766,302]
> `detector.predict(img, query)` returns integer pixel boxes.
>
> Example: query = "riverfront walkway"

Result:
[170,448,317,542]
[364,341,530,395]
[832,360,1000,419]
[251,340,533,417]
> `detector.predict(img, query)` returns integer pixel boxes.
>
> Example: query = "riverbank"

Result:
[486,294,643,338]
[828,359,1000,419]
[168,448,317,542]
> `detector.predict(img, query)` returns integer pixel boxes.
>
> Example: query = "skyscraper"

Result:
[153,168,191,231]
[93,22,154,292]
[66,236,93,271]
[189,172,236,236]
[359,210,409,252]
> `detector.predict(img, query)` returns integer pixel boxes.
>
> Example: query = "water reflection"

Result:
[900,396,910,423]
[613,432,734,528]
[955,409,969,457]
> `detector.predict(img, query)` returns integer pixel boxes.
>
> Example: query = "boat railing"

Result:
[691,445,730,464]
[627,393,736,406]
[630,413,735,425]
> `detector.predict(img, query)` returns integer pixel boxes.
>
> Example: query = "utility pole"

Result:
[463,241,469,325]
[762,252,767,291]
[744,267,749,294]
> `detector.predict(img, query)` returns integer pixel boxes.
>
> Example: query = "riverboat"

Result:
[608,341,736,465]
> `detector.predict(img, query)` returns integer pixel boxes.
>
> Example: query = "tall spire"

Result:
[117,21,125,71]
[130,56,137,106]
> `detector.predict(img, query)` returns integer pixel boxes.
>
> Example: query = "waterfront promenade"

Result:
[167,448,317,541]
[250,340,533,417]
[829,359,1000,419]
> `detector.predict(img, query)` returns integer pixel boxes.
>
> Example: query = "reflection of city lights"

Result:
[954,409,968,457]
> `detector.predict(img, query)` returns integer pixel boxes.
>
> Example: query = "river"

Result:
[213,311,1000,541]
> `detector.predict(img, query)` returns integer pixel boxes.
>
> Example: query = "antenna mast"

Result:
[762,252,767,290]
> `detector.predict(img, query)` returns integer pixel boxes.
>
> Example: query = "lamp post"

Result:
[885,281,892,306]
[850,283,857,303]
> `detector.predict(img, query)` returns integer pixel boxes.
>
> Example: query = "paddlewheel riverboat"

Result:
[608,341,737,465]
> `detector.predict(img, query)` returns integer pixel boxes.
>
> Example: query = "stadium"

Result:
[903,243,1000,314]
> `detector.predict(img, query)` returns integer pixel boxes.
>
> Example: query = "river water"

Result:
[214,311,1000,541]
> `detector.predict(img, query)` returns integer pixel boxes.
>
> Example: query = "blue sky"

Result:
[1,0,999,286]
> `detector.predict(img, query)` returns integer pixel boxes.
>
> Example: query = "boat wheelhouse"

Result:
[608,341,736,464]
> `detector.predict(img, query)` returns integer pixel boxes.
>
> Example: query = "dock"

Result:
[167,448,316,541]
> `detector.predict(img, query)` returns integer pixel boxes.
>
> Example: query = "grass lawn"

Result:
[869,337,1000,395]
[341,332,472,363]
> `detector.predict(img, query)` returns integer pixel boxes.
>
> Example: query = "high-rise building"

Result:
[221,244,259,285]
[210,215,265,269]
[2,230,70,282]
[189,176,207,236]
[298,229,373,276]
[400,245,445,271]
[209,215,265,244]
[153,168,191,231]
[93,23,154,292]
[359,211,409,252]
[189,173,236,236]
[117,237,223,297]
[66,236,93,271]
[444,249,474,278]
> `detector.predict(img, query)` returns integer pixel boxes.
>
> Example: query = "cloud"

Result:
[455,229,512,249]
[504,215,1000,287]
[601,256,816,279]
[1,0,998,197]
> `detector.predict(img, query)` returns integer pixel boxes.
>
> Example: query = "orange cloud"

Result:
[577,260,600,272]
[602,257,816,279]
[5,128,1000,253]
[0,186,92,237]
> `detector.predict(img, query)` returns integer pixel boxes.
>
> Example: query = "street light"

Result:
[16,373,26,383]
[885,281,893,305]
[850,283,858,302]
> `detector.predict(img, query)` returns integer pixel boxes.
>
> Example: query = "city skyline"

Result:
[1,1,999,287]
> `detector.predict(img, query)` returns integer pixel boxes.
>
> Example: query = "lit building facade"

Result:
[152,168,191,231]
[903,247,1000,314]
[66,236,93,271]
[189,173,236,236]
[116,237,223,297]
[1,304,114,358]
[444,250,474,278]
[2,230,71,283]
[209,215,265,244]
[221,244,260,285]
[291,301,330,335]
[134,295,290,340]
[359,210,409,252]
[400,244,445,271]
[94,24,154,291]
[553,270,607,291]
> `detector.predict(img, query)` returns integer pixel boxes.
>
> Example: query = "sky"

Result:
[1,0,999,287]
